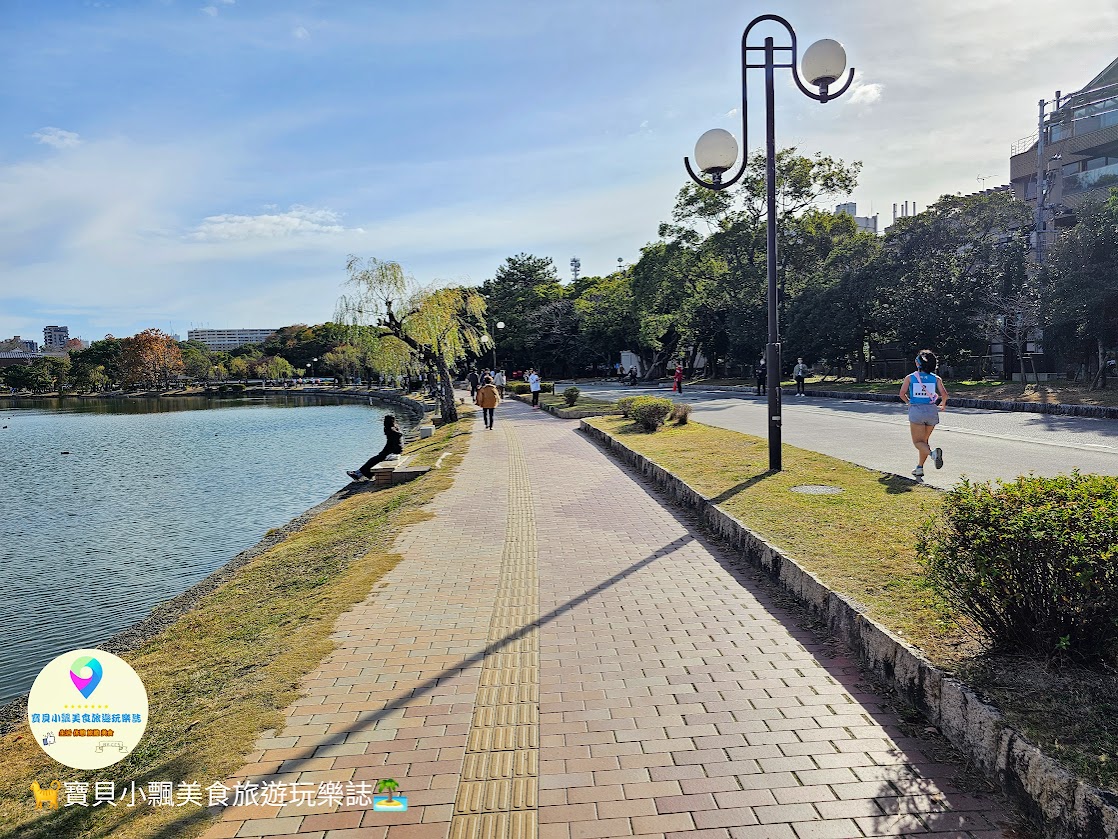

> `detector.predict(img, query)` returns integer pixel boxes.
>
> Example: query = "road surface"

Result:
[572,383,1118,489]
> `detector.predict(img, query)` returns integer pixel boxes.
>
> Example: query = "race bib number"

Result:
[911,379,936,401]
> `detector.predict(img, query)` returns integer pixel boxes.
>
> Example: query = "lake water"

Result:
[0,394,392,706]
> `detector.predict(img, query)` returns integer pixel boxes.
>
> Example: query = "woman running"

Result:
[898,349,948,479]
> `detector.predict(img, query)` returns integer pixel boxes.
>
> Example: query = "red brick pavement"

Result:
[201,396,1016,839]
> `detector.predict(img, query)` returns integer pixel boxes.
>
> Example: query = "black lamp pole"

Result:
[684,15,854,471]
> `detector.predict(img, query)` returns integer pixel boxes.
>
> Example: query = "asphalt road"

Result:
[571,383,1118,489]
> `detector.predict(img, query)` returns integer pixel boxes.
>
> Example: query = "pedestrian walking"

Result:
[494,369,507,398]
[673,363,684,394]
[756,356,766,396]
[466,369,480,398]
[899,349,949,479]
[793,357,809,396]
[347,414,404,482]
[528,369,541,407]
[474,375,501,429]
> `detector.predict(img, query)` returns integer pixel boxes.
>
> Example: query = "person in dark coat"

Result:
[466,369,480,398]
[347,414,404,481]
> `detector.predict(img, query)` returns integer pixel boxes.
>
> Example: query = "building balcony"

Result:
[1063,160,1118,194]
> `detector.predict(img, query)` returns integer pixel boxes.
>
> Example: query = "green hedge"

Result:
[508,381,555,395]
[563,386,580,407]
[629,396,673,432]
[919,473,1118,665]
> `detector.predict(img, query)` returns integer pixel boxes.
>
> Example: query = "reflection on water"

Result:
[0,394,390,705]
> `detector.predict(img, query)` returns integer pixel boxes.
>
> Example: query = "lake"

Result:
[0,394,393,706]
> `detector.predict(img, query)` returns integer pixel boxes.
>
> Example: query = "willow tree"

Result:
[336,256,486,422]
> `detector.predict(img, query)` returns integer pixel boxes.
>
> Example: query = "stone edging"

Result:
[578,420,1118,839]
[509,393,615,419]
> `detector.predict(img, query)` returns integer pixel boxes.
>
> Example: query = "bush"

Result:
[629,396,673,432]
[616,396,637,417]
[540,382,555,394]
[671,402,692,424]
[563,386,580,407]
[508,382,531,395]
[918,473,1118,665]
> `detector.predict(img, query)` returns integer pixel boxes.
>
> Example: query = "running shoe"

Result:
[912,465,924,478]
[933,448,943,469]
[346,470,363,482]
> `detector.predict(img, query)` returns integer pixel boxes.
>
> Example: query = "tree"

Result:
[874,191,1033,364]
[257,355,295,383]
[480,254,564,367]
[120,329,184,389]
[1045,189,1118,384]
[180,341,215,383]
[321,345,361,383]
[572,274,640,373]
[337,257,486,423]
[70,337,123,388]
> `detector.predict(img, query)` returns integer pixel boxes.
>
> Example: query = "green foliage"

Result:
[563,386,580,407]
[616,396,637,417]
[540,382,554,394]
[670,402,692,424]
[628,396,673,432]
[918,473,1118,665]
[507,381,531,394]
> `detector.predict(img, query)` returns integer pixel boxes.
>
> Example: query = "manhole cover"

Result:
[790,485,844,495]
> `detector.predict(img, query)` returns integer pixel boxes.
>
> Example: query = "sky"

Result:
[1,0,1116,343]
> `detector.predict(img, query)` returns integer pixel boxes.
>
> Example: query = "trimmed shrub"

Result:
[671,402,692,424]
[616,396,637,417]
[918,473,1118,665]
[540,382,555,394]
[508,382,531,395]
[563,386,580,407]
[629,396,673,432]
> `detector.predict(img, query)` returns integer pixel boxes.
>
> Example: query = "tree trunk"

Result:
[433,358,458,422]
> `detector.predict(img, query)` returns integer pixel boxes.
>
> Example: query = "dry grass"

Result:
[0,414,473,839]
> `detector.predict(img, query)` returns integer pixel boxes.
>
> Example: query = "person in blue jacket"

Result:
[898,349,949,479]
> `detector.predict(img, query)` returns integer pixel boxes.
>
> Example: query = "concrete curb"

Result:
[579,420,1118,839]
[691,383,1118,420]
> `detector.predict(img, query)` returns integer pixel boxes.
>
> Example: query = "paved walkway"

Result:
[202,398,1016,839]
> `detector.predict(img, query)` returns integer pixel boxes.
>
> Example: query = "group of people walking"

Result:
[467,367,543,430]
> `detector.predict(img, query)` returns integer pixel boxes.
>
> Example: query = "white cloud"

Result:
[32,127,82,149]
[187,206,361,241]
[293,26,309,40]
[847,81,883,106]
[723,108,739,118]
[201,6,218,16]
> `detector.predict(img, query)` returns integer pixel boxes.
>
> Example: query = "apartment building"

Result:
[186,328,278,351]
[42,325,69,349]
[1010,56,1118,251]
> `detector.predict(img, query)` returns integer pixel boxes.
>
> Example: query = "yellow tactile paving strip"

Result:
[449,427,540,839]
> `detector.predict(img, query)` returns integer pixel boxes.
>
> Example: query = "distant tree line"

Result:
[477,152,1118,384]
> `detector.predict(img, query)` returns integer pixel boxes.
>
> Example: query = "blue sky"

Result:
[1,0,1116,343]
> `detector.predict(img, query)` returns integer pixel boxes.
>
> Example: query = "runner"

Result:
[898,349,948,479]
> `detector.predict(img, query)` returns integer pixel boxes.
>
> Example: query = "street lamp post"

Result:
[684,15,854,471]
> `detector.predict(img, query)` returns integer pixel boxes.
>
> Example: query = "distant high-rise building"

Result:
[43,325,69,349]
[186,328,278,351]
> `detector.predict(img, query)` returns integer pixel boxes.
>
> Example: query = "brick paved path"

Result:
[203,399,1015,839]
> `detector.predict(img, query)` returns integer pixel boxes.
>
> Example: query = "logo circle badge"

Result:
[27,649,148,770]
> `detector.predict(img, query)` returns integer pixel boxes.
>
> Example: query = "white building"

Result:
[186,328,278,351]
[43,325,69,349]
[836,202,879,235]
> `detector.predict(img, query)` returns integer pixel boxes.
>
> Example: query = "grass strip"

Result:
[0,414,473,839]
[586,416,1118,792]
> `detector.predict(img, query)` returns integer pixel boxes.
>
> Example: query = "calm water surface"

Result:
[0,395,391,705]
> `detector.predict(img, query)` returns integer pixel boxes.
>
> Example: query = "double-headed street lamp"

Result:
[480,321,504,369]
[684,14,853,472]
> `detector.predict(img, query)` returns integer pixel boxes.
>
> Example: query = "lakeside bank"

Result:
[0,398,466,839]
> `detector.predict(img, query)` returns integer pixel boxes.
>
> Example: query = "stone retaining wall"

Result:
[579,420,1118,839]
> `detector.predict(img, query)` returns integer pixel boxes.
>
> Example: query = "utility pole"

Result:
[570,257,581,283]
